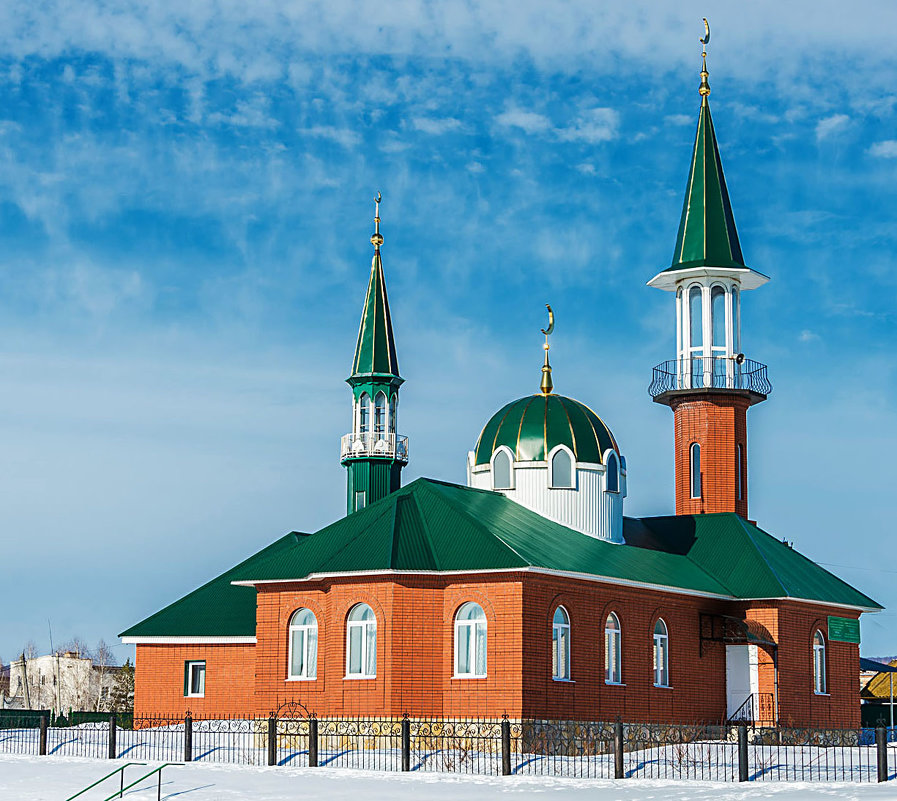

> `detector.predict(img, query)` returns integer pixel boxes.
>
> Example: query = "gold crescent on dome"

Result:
[541,304,554,337]
[700,18,710,47]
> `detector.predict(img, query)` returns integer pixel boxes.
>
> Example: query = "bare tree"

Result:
[91,640,116,712]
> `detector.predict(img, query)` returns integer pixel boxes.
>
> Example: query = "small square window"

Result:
[184,661,206,697]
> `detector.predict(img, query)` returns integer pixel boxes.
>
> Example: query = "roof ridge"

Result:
[733,516,793,598]
[417,481,531,568]
[409,489,441,571]
[312,499,399,575]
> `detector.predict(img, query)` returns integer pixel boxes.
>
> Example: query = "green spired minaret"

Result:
[340,194,408,514]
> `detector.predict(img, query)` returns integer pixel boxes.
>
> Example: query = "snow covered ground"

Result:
[3,755,897,801]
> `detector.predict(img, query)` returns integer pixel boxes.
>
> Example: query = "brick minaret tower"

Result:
[647,39,771,518]
[340,193,407,515]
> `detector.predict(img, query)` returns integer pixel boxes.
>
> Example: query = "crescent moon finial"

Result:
[371,191,384,251]
[541,304,555,337]
[540,304,554,395]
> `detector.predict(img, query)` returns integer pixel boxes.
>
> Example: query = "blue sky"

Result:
[0,1,896,662]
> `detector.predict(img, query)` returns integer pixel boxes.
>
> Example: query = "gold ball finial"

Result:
[699,18,711,98]
[371,191,383,251]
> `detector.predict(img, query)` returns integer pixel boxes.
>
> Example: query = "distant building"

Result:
[2,652,118,715]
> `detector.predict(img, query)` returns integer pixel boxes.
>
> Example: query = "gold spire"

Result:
[699,18,711,99]
[371,191,383,252]
[540,304,554,395]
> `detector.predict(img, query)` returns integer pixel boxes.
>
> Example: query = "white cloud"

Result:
[799,329,820,343]
[664,113,692,126]
[495,108,551,134]
[577,162,597,175]
[412,117,463,135]
[815,113,850,141]
[466,161,485,174]
[297,126,361,149]
[557,107,619,144]
[868,140,897,158]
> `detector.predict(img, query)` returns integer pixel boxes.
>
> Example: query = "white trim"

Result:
[184,660,206,698]
[346,603,377,679]
[646,265,770,292]
[228,570,881,613]
[491,446,515,491]
[470,460,603,474]
[287,608,318,681]
[547,444,576,490]
[122,636,257,645]
[454,602,487,678]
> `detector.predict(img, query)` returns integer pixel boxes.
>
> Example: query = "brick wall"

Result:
[133,575,861,727]
[670,393,752,517]
[133,643,255,718]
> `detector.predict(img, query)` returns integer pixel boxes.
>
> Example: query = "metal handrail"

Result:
[101,763,182,801]
[649,357,772,398]
[728,692,776,724]
[65,763,146,801]
[340,431,409,462]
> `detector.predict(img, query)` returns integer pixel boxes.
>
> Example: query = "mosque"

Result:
[121,47,879,728]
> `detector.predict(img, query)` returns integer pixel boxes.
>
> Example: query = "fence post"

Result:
[877,725,888,783]
[614,720,624,779]
[308,715,319,768]
[108,712,117,760]
[501,717,511,776]
[401,715,411,772]
[39,713,49,756]
[737,722,749,782]
[184,713,193,762]
[267,715,277,767]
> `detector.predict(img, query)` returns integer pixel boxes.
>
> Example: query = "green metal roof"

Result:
[118,532,300,638]
[350,251,400,380]
[665,97,746,275]
[473,394,619,467]
[122,479,879,639]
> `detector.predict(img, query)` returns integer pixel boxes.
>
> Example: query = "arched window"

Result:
[374,392,387,435]
[653,619,669,687]
[492,449,513,490]
[813,630,826,694]
[689,286,703,352]
[605,612,622,684]
[288,608,318,680]
[346,603,377,678]
[711,286,726,350]
[690,443,701,499]
[552,606,571,681]
[358,393,370,434]
[454,602,487,677]
[389,395,397,434]
[550,448,574,489]
[606,452,619,493]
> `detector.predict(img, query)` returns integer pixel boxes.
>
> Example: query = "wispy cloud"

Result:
[869,140,897,158]
[557,107,619,144]
[297,126,361,148]
[815,113,850,141]
[412,117,464,135]
[495,108,552,134]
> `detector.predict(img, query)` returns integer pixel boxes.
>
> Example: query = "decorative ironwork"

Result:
[340,432,409,462]
[649,357,772,398]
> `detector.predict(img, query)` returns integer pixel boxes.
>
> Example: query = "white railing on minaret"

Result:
[341,432,409,462]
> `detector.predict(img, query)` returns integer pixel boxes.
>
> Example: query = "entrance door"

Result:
[726,645,759,720]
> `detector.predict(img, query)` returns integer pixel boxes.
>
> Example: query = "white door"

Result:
[726,645,759,719]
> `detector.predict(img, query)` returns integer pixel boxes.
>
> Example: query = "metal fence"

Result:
[1,711,896,783]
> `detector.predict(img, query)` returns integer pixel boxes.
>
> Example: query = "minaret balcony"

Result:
[649,357,772,403]
[341,432,409,463]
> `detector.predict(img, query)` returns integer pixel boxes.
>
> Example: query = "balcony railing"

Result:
[340,432,409,462]
[649,357,772,399]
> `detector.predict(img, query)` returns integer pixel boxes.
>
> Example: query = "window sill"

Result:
[185,694,205,699]
[285,677,317,682]
[605,681,626,687]
[344,675,377,681]
[451,675,487,681]
[653,684,673,690]
[552,678,575,683]
[813,691,831,697]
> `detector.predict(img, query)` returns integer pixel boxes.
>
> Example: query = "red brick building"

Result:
[121,59,880,728]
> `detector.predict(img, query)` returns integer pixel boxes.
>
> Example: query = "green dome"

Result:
[474,394,619,467]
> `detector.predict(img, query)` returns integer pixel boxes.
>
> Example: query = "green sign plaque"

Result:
[828,616,861,644]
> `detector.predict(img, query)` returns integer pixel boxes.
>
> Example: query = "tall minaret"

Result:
[647,22,771,518]
[340,193,408,514]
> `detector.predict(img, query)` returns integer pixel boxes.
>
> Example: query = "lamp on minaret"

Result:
[340,193,408,515]
[647,20,772,519]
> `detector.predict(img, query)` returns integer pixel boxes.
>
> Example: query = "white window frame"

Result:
[354,491,366,512]
[374,391,387,436]
[813,630,827,694]
[454,602,487,678]
[548,445,575,489]
[552,606,571,681]
[736,443,744,502]
[287,608,318,681]
[184,660,206,698]
[605,451,620,493]
[605,612,622,684]
[653,619,670,688]
[690,443,701,499]
[357,392,370,434]
[346,603,377,679]
[710,283,728,355]
[491,446,515,491]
